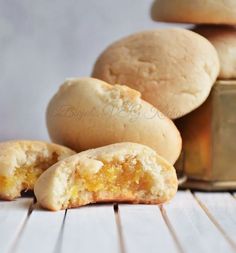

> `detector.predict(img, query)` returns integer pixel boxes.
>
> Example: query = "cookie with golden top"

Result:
[92,29,219,119]
[151,0,236,25]
[46,77,182,164]
[34,142,178,211]
[0,140,75,200]
[193,25,236,79]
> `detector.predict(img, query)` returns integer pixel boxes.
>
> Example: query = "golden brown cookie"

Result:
[92,29,219,119]
[46,77,182,164]
[151,0,236,25]
[0,140,75,200]
[193,25,236,79]
[34,142,178,211]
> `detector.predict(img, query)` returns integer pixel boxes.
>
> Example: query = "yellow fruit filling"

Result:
[68,158,155,204]
[0,166,43,192]
[0,176,16,190]
[0,152,59,197]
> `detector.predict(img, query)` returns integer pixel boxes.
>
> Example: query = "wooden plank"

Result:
[0,198,33,253]
[61,205,120,253]
[195,192,236,246]
[13,203,65,253]
[118,204,179,253]
[163,191,235,253]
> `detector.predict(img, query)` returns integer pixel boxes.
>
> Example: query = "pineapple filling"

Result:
[0,166,44,192]
[0,152,59,193]
[69,158,155,202]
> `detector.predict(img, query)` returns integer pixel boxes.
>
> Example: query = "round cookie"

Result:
[0,140,75,200]
[46,77,182,164]
[151,0,236,25]
[193,25,236,79]
[92,29,219,119]
[34,142,178,210]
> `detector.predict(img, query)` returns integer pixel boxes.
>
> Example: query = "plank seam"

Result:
[160,205,184,253]
[193,192,236,250]
[8,199,34,253]
[231,192,236,199]
[53,209,67,253]
[114,204,126,253]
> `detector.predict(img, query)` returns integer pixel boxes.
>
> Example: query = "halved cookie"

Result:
[0,140,75,200]
[34,142,178,211]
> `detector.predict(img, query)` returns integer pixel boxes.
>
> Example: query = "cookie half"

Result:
[0,140,75,200]
[34,142,178,211]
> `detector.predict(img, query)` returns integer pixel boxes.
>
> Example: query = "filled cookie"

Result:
[46,77,182,164]
[151,0,236,25]
[193,25,236,79]
[34,142,178,211]
[92,29,219,119]
[0,140,75,200]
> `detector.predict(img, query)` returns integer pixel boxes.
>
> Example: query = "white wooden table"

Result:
[1,190,236,253]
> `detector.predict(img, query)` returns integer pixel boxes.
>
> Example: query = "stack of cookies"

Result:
[151,0,236,190]
[1,1,236,212]
[90,29,221,189]
[151,0,236,80]
[86,1,236,190]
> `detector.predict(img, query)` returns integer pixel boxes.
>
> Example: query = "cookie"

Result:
[193,25,236,79]
[34,142,178,210]
[151,0,236,24]
[0,140,75,200]
[46,77,182,164]
[92,29,219,119]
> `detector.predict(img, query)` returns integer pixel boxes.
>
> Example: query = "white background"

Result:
[0,0,186,141]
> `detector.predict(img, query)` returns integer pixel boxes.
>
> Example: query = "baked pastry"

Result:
[193,25,236,79]
[0,140,75,200]
[151,0,236,25]
[46,77,182,164]
[92,28,219,119]
[34,142,178,211]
